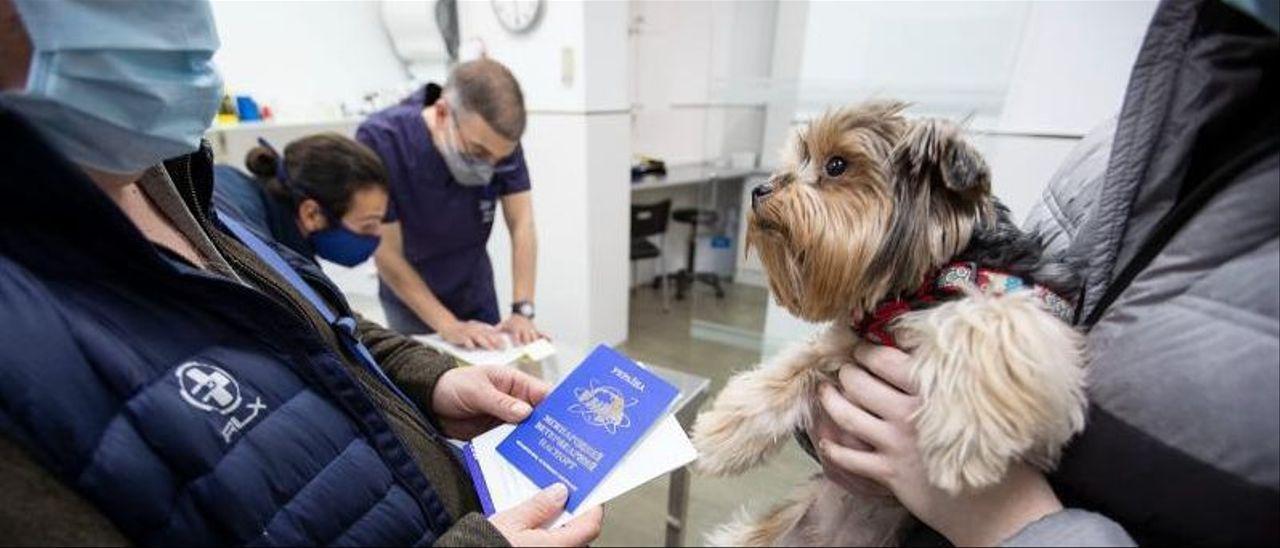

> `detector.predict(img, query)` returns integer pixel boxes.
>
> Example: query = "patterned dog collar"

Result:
[853,261,1075,348]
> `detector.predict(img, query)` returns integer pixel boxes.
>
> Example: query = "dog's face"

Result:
[747,101,994,322]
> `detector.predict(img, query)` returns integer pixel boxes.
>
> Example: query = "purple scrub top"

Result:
[356,99,530,334]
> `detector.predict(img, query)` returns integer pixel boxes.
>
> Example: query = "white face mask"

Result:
[0,0,224,176]
[439,113,496,187]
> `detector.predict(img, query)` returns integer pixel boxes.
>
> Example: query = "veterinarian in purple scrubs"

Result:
[358,59,541,350]
[807,0,1278,545]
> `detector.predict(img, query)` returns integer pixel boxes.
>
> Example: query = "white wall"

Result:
[796,1,1030,120]
[629,0,776,165]
[209,0,414,120]
[462,0,632,348]
[979,0,1157,219]
[997,1,1157,136]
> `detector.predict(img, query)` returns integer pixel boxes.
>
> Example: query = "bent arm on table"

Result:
[373,222,505,349]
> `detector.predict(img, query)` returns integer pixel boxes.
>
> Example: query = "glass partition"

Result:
[682,0,1154,364]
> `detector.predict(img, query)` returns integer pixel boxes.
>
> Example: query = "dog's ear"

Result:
[891,119,990,201]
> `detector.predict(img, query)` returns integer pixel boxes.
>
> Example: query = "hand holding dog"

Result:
[813,345,1064,546]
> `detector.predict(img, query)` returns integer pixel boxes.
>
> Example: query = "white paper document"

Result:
[463,415,698,527]
[415,334,556,366]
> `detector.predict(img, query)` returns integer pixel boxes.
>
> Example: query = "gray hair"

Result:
[445,58,526,141]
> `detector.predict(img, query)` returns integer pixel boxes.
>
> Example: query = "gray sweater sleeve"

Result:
[1001,509,1135,547]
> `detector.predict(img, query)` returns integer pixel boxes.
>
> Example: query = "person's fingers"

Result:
[545,505,604,546]
[458,333,476,350]
[462,321,500,349]
[508,483,569,529]
[474,380,534,423]
[819,439,892,485]
[819,383,895,449]
[819,406,874,452]
[485,325,508,350]
[822,457,894,498]
[854,344,914,394]
[473,329,500,350]
[517,371,552,406]
[486,366,552,407]
[839,365,917,422]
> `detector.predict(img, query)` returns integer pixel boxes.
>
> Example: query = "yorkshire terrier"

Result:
[691,101,1087,546]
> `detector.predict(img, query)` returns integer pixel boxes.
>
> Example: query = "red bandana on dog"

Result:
[853,261,1074,348]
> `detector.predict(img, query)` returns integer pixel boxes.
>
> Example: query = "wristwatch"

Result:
[512,300,535,319]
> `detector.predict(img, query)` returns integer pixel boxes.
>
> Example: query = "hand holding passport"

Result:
[488,483,604,546]
[464,345,699,529]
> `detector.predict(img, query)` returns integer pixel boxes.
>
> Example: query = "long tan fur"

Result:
[897,290,1087,492]
[692,101,1088,546]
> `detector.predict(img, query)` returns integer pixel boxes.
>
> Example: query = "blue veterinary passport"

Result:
[496,345,679,511]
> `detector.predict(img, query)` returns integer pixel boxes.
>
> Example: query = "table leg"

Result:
[665,465,691,547]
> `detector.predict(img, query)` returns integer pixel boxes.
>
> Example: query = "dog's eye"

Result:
[824,156,848,178]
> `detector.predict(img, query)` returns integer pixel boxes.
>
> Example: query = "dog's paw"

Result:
[692,362,825,476]
[897,291,1087,493]
[705,477,821,547]
[691,406,771,477]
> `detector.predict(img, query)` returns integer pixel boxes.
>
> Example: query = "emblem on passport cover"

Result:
[495,345,679,511]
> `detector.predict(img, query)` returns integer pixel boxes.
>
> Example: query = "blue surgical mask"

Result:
[311,224,381,267]
[0,0,224,176]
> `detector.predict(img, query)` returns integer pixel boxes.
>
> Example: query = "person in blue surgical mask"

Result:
[0,0,602,545]
[213,134,390,267]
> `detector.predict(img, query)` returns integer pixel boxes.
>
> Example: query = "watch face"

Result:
[516,302,535,317]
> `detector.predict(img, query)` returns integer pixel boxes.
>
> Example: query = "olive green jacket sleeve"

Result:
[0,436,130,546]
[433,513,512,547]
[354,315,458,418]
[351,319,514,547]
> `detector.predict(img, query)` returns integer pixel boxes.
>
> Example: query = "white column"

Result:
[464,0,631,348]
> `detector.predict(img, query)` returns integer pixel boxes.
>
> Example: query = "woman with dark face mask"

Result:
[213,135,389,267]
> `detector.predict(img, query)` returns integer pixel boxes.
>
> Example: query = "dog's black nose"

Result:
[751,182,775,210]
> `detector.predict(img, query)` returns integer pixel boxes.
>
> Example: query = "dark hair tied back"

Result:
[244,143,280,179]
[243,133,389,220]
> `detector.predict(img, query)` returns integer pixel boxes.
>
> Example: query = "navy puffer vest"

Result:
[0,108,450,545]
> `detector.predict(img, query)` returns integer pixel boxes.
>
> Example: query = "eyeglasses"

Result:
[449,112,500,165]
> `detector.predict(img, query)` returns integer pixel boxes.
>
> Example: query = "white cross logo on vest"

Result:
[176,361,267,444]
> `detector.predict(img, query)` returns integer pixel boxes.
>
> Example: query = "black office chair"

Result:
[630,199,672,312]
[671,207,725,300]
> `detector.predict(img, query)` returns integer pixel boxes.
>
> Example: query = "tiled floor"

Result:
[598,283,817,547]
